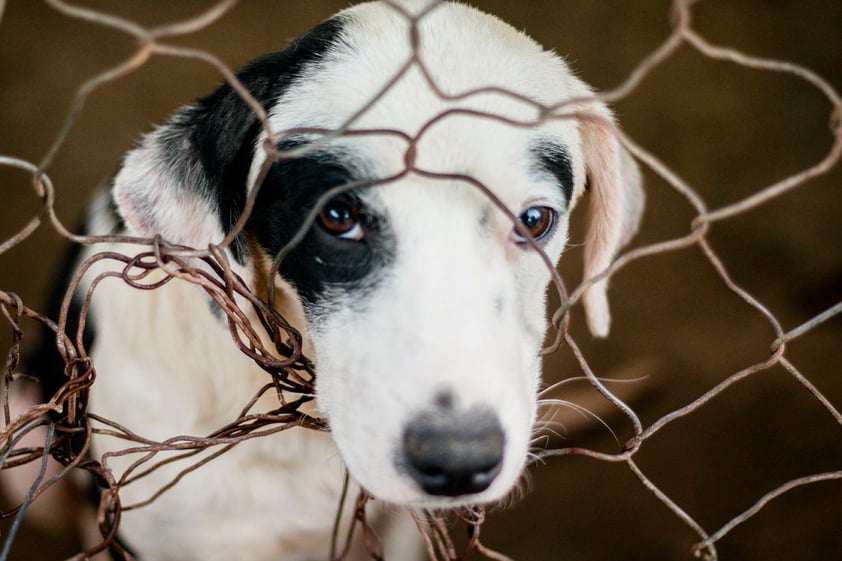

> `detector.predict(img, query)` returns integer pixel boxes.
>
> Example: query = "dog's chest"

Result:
[107,432,349,561]
[84,263,349,560]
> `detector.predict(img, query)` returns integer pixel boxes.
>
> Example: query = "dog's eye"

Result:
[317,198,364,240]
[514,206,556,244]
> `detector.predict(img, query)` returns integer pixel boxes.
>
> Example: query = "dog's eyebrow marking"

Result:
[530,139,574,205]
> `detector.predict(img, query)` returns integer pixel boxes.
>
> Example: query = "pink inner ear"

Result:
[579,110,644,338]
[113,180,161,239]
[111,144,225,249]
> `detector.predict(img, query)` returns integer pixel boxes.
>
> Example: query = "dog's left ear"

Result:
[573,85,645,338]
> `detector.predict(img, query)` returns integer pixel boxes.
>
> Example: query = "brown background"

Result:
[1,1,841,560]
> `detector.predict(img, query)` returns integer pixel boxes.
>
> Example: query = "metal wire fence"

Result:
[1,1,840,560]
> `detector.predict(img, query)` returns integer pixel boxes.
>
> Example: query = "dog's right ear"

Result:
[112,119,230,250]
[112,17,348,253]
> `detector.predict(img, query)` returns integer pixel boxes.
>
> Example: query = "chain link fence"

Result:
[1,1,840,559]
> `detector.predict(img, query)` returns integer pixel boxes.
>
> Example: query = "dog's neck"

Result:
[86,241,321,449]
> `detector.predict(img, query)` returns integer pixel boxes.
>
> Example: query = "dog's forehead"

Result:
[268,2,581,147]
[337,1,570,100]
[256,1,584,209]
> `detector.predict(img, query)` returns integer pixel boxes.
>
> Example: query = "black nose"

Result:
[401,407,505,497]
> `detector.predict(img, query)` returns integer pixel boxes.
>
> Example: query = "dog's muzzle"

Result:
[400,406,505,497]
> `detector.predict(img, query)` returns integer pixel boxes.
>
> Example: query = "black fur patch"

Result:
[249,139,397,311]
[531,139,574,205]
[157,15,348,263]
[139,13,399,314]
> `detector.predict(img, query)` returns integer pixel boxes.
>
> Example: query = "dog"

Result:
[8,1,643,559]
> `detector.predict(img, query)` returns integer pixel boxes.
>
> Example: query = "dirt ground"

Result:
[1,1,840,560]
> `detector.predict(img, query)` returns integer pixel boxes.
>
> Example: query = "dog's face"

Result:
[112,1,643,507]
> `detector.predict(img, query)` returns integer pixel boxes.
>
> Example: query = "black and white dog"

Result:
[13,1,643,559]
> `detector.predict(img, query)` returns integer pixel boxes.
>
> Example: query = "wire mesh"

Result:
[1,1,840,560]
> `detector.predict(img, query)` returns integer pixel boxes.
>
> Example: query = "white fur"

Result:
[6,2,643,560]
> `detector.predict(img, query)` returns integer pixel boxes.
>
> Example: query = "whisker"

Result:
[536,398,622,447]
[538,373,649,398]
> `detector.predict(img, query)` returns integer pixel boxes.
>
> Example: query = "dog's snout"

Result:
[401,408,504,497]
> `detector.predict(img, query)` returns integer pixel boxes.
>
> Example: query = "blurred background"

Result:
[1,1,840,559]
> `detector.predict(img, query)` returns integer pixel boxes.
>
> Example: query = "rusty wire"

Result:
[1,0,841,560]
